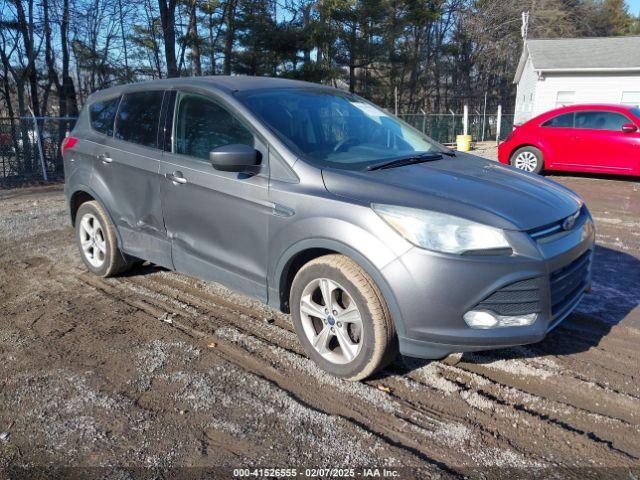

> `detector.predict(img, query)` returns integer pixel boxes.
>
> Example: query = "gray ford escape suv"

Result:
[63,76,595,380]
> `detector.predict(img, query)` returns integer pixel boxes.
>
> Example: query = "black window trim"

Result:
[113,89,166,150]
[89,95,122,137]
[159,90,176,152]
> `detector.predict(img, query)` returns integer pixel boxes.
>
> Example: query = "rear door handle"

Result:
[98,153,112,164]
[165,171,187,185]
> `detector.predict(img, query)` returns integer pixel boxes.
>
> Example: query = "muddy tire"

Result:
[75,201,131,277]
[290,254,397,381]
[510,146,544,174]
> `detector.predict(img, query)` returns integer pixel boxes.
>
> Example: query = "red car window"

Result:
[574,111,630,131]
[542,113,574,128]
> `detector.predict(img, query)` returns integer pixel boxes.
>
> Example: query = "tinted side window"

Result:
[174,92,253,160]
[575,111,631,131]
[115,91,164,147]
[542,113,574,128]
[89,97,120,135]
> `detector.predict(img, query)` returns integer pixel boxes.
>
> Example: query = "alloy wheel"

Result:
[299,278,363,365]
[513,151,538,172]
[79,213,107,268]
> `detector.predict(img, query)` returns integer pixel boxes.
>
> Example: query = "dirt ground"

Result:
[1,150,639,479]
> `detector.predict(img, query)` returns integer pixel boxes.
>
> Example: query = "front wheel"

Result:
[510,146,544,174]
[290,254,397,381]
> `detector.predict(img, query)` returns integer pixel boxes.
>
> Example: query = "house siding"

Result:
[514,57,538,124]
[532,72,640,119]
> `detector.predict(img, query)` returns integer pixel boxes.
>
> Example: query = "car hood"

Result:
[321,153,583,231]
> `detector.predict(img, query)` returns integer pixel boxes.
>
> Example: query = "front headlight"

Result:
[372,204,511,255]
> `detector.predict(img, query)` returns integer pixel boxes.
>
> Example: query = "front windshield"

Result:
[236,88,445,170]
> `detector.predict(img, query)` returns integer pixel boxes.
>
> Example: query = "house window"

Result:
[555,91,575,107]
[621,92,640,106]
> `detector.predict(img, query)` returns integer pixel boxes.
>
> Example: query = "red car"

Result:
[498,104,640,176]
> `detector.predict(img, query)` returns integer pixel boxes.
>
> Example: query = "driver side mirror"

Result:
[622,123,638,133]
[210,144,261,173]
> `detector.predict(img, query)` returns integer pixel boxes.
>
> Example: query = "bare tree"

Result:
[158,0,179,77]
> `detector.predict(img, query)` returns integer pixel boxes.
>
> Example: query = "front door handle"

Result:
[165,171,187,185]
[98,153,112,164]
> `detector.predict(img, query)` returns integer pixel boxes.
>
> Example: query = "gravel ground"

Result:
[1,154,639,479]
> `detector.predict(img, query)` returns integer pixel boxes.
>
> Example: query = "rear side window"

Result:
[542,113,574,128]
[89,97,120,135]
[115,91,164,148]
[575,111,630,131]
[173,92,253,161]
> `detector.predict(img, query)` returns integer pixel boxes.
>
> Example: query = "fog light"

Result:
[464,310,537,329]
[463,311,498,329]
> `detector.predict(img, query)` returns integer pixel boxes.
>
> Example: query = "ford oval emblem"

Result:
[562,212,578,231]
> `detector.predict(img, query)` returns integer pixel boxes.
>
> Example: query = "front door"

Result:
[160,90,271,301]
[572,110,639,174]
[538,112,577,168]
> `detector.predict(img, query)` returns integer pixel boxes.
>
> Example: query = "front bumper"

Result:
[382,211,595,359]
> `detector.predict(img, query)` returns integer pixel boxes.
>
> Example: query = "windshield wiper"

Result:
[366,152,443,171]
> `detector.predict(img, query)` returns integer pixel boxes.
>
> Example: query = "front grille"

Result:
[529,206,586,241]
[550,250,592,319]
[475,277,542,316]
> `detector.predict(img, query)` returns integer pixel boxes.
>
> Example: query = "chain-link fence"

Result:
[0,117,77,186]
[398,113,515,145]
[0,112,513,185]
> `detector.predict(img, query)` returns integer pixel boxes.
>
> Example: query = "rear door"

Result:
[572,110,638,174]
[159,90,271,301]
[67,97,121,189]
[96,90,171,267]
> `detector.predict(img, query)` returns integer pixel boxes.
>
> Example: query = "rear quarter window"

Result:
[542,113,574,128]
[89,97,120,135]
[115,91,164,148]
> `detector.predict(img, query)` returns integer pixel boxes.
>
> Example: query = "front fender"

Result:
[269,215,412,337]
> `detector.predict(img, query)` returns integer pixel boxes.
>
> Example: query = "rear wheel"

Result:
[75,201,132,277]
[290,254,397,381]
[510,146,543,174]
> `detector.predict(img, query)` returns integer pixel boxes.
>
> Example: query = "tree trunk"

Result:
[223,0,237,75]
[158,0,179,77]
[188,0,202,75]
[118,0,130,80]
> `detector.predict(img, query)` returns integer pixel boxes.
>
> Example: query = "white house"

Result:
[513,36,640,124]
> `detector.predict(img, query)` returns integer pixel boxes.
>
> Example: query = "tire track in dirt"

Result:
[131,271,640,461]
[71,271,549,471]
[70,272,459,475]
[4,186,640,473]
[8,223,640,471]
[453,352,639,426]
[407,361,640,460]
[70,268,639,470]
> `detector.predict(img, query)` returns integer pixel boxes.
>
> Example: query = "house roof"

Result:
[514,36,640,83]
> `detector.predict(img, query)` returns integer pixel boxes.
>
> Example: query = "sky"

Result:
[628,0,640,16]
